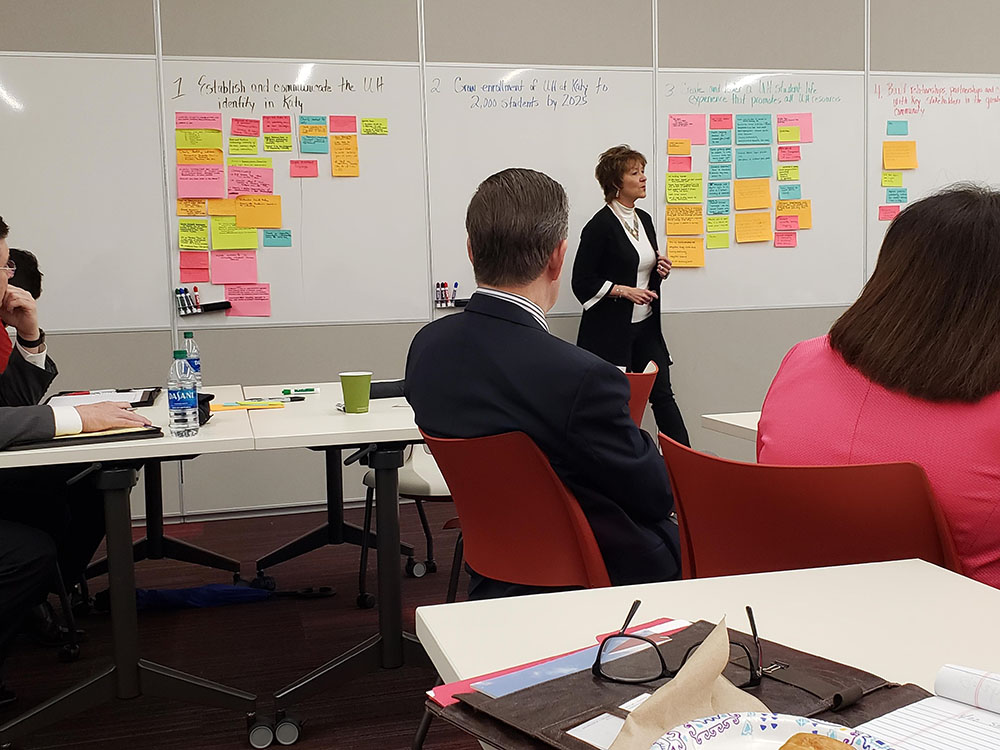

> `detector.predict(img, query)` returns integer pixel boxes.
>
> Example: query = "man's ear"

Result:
[549,238,569,281]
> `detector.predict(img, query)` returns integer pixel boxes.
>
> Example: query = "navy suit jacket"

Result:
[404,292,681,598]
[0,348,58,450]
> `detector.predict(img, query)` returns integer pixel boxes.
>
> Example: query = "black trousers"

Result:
[0,521,57,666]
[627,315,690,446]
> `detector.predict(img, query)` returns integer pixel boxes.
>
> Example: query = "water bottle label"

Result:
[187,357,201,373]
[168,388,197,410]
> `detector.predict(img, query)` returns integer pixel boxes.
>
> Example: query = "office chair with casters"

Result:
[624,360,659,428]
[657,434,963,579]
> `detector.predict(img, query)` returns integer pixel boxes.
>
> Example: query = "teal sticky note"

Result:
[706,198,730,215]
[707,181,731,198]
[734,114,773,145]
[734,147,773,179]
[708,163,732,181]
[778,184,802,200]
[886,120,909,136]
[708,129,732,146]
[263,228,292,247]
[300,135,329,153]
[299,115,326,126]
[886,187,908,203]
[708,147,732,164]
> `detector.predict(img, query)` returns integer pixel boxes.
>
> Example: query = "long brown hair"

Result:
[830,184,1000,402]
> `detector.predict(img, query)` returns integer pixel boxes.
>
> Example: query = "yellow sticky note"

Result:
[665,173,703,203]
[666,237,705,267]
[733,178,771,210]
[264,133,293,152]
[706,215,729,233]
[360,118,388,135]
[228,157,273,168]
[882,141,918,170]
[775,199,813,230]
[776,165,800,181]
[228,136,258,155]
[777,126,800,142]
[176,199,206,216]
[176,148,224,165]
[665,204,703,236]
[210,215,258,250]
[235,195,282,229]
[706,232,730,249]
[207,198,237,216]
[734,212,773,243]
[299,124,328,137]
[667,138,691,156]
[881,171,903,187]
[178,218,209,250]
[331,134,360,177]
[176,129,223,149]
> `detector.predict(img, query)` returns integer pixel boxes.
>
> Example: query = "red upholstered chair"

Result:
[658,434,962,579]
[624,361,658,428]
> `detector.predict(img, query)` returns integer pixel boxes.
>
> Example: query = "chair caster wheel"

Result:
[57,643,81,663]
[274,713,303,745]
[250,575,276,591]
[356,593,376,609]
[425,560,438,574]
[405,558,428,578]
[247,714,275,748]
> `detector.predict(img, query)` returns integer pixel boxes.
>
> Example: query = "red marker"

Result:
[192,286,202,311]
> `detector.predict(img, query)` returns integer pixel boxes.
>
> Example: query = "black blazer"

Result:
[405,293,681,599]
[572,205,668,366]
[0,348,58,449]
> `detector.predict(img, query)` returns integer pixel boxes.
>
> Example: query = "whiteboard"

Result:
[0,55,169,332]
[868,73,1000,276]
[162,59,429,326]
[425,66,654,315]
[655,71,866,311]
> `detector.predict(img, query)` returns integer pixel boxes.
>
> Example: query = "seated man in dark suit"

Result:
[405,168,681,599]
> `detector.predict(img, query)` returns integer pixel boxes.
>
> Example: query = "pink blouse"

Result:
[758,335,1000,588]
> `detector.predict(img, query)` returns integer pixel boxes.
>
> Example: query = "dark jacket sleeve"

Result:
[0,348,59,449]
[572,214,613,306]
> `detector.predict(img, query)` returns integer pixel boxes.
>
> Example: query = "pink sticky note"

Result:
[180,268,210,283]
[262,115,292,133]
[668,114,707,145]
[709,114,733,130]
[290,159,319,178]
[879,204,901,221]
[176,112,223,130]
[775,215,799,231]
[329,115,357,133]
[225,283,271,317]
[667,156,692,172]
[211,251,258,285]
[231,118,260,137]
[177,164,225,199]
[227,166,274,197]
[777,146,801,162]
[179,251,210,269]
[774,231,798,248]
[776,113,813,143]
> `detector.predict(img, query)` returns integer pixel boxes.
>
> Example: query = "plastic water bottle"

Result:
[182,331,202,388]
[167,350,199,438]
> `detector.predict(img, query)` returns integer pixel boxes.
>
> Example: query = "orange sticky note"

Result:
[235,195,282,228]
[207,198,237,216]
[734,212,773,243]
[733,178,771,210]
[299,124,328,137]
[176,199,206,216]
[666,237,705,267]
[667,139,691,156]
[775,199,812,230]
[882,141,918,170]
[176,148,224,165]
[665,204,703,236]
[331,134,360,177]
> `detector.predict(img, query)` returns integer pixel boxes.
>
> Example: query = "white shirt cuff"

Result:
[16,340,47,369]
[52,405,84,436]
[582,280,614,311]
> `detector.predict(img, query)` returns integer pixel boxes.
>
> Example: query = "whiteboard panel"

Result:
[0,55,169,332]
[868,74,1000,276]
[656,71,866,311]
[426,66,653,315]
[162,60,429,326]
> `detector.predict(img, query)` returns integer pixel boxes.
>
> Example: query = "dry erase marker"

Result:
[442,282,450,307]
[192,286,202,311]
[281,387,318,395]
[452,281,459,307]
[175,289,188,315]
[435,281,441,308]
[182,288,197,313]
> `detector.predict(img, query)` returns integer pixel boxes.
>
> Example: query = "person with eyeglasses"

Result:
[0,248,43,372]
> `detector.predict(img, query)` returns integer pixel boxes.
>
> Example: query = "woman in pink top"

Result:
[758,186,1000,588]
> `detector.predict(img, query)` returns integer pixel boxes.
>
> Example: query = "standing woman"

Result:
[572,145,689,445]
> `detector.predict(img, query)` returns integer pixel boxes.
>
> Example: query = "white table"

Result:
[701,411,760,442]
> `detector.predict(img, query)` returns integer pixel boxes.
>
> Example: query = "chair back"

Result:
[658,434,962,579]
[421,430,612,589]
[624,361,658,427]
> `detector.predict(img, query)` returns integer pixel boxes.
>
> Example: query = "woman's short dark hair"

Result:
[595,145,647,202]
[830,184,1000,402]
[466,168,569,287]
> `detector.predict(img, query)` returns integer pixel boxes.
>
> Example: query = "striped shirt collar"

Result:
[473,287,549,332]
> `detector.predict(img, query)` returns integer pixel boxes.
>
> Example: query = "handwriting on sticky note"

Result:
[776,165,800,181]
[176,112,222,130]
[330,115,358,133]
[734,147,772,179]
[262,115,292,133]
[300,135,329,154]
[777,126,800,142]
[881,171,903,187]
[708,163,732,181]
[228,158,272,169]
[775,214,799,231]
[290,159,319,178]
[665,173,703,203]
[734,212,773,243]
[225,283,271,317]
[885,187,908,204]
[299,124,328,137]
[886,120,908,136]
[775,199,812,229]
[667,156,692,172]
[665,204,703,236]
[734,114,772,145]
[709,147,732,164]
[211,251,258,284]
[668,114,707,145]
[210,216,258,250]
[667,139,691,155]
[706,198,730,215]
[778,184,802,200]
[707,181,731,199]
[299,115,326,126]
[262,229,292,247]
[666,237,705,267]
[708,129,731,146]
[235,195,282,229]
[228,136,258,155]
[263,133,293,152]
[882,141,918,169]
[177,199,206,216]
[709,113,733,130]
[706,232,729,249]
[733,178,771,211]
[777,146,801,162]
[775,113,813,142]
[207,198,236,216]
[231,118,260,137]
[177,148,224,165]
[360,117,389,135]
[177,165,225,199]
[227,166,274,197]
[774,231,797,248]
[878,204,901,221]
[331,134,360,177]
[178,218,209,250]
[706,215,729,233]
[179,251,210,269]
[176,129,223,149]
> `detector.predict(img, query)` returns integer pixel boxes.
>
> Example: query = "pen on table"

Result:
[245,396,305,403]
[281,387,318,395]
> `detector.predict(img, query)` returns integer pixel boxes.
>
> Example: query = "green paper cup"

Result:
[340,371,372,414]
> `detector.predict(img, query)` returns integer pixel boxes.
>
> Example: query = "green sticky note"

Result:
[210,216,258,250]
[882,171,903,187]
[708,129,731,146]
[708,147,732,164]
[886,187,908,204]
[228,136,258,155]
[664,172,703,204]
[299,115,326,125]
[778,184,802,200]
[706,215,730,233]
[228,157,273,168]
[264,133,293,152]
[262,228,292,247]
[176,129,223,149]
[734,114,772,145]
[707,181,731,198]
[886,120,908,136]
[300,135,329,154]
[706,232,730,249]
[708,163,731,181]
[776,165,800,181]
[360,117,389,135]
[178,218,209,250]
[706,198,730,215]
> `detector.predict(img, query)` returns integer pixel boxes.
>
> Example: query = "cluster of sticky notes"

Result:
[879,120,913,221]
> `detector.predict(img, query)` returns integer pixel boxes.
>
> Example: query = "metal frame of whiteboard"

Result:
[701,411,760,441]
